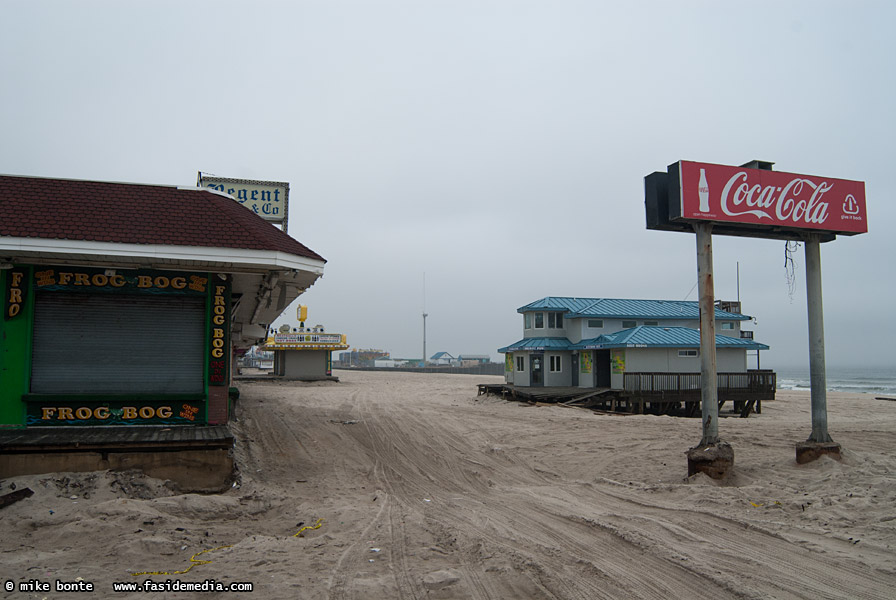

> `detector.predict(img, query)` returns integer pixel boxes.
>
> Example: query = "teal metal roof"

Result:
[497,337,574,353]
[517,297,750,321]
[518,297,597,313]
[574,326,769,350]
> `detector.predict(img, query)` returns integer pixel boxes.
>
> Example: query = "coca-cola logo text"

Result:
[666,161,867,235]
[720,171,831,225]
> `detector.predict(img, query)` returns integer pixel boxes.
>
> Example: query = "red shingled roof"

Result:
[0,175,325,262]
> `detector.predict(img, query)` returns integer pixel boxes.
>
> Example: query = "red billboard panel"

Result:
[676,161,867,235]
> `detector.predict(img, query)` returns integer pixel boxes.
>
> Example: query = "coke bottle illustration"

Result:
[698,168,710,213]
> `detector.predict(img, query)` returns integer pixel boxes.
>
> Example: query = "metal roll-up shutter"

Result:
[31,293,206,394]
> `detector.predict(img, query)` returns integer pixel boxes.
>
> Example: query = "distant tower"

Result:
[422,310,428,368]
[422,273,427,367]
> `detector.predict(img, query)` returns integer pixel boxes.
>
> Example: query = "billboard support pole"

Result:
[687,222,733,478]
[795,234,842,462]
[805,234,831,442]
[644,159,865,470]
[695,222,720,446]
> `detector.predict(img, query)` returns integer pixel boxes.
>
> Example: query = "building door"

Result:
[595,350,611,388]
[529,354,544,387]
[571,353,579,386]
[31,292,205,394]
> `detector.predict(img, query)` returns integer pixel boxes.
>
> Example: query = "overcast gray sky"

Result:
[2,1,893,369]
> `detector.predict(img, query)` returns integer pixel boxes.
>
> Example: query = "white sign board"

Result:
[274,333,343,345]
[198,174,289,225]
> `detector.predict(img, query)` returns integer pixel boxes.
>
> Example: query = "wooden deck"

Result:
[478,370,775,418]
[624,370,775,417]
[478,384,653,414]
[0,425,233,453]
[479,384,613,404]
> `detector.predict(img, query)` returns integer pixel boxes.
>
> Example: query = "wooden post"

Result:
[695,223,720,446]
[687,222,734,479]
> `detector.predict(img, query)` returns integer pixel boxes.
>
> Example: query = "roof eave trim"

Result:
[574,342,769,350]
[0,237,326,273]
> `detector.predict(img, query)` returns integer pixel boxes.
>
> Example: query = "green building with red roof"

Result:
[0,174,326,489]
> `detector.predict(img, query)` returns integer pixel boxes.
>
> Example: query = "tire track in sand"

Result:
[334,386,720,599]
[323,382,894,599]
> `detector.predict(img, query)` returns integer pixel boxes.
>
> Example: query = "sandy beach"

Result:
[2,369,894,599]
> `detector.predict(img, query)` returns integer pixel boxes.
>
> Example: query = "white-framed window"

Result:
[720,322,735,330]
[548,312,563,328]
[549,355,562,372]
[516,356,525,371]
[587,319,603,328]
[644,320,658,326]
[535,312,544,328]
[524,313,532,328]
[678,349,699,357]
[622,320,637,328]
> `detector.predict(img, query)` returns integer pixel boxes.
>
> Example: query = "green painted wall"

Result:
[0,266,33,427]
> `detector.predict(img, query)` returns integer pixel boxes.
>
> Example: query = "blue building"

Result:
[498,297,770,390]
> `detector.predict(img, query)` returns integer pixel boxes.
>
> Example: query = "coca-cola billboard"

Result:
[673,161,867,235]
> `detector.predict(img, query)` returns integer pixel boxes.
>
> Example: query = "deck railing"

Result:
[624,370,776,396]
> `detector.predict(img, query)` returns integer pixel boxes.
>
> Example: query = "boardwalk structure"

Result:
[480,370,775,418]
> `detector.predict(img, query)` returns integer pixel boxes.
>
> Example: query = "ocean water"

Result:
[775,366,896,396]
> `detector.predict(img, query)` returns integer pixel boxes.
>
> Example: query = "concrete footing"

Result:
[686,441,734,479]
[795,441,842,464]
[0,426,235,493]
